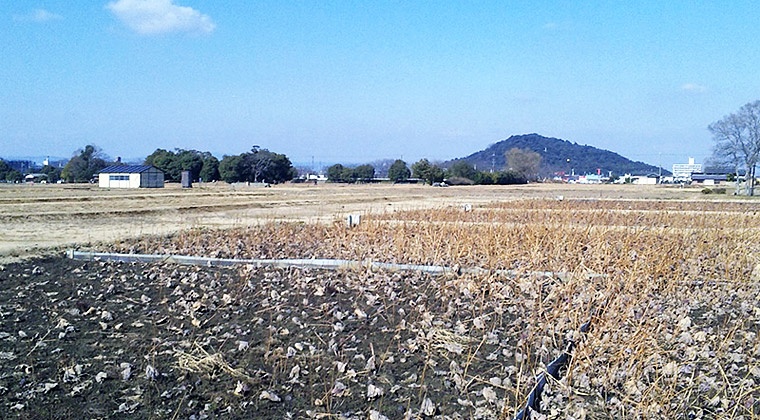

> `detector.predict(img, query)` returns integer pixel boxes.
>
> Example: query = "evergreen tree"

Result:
[388,159,410,183]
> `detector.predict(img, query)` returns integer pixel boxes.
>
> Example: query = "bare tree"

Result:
[708,100,760,195]
[505,148,541,181]
[706,141,744,195]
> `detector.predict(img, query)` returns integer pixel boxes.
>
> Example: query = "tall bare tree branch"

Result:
[708,100,760,195]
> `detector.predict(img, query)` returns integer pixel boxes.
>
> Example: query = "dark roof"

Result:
[98,165,159,174]
[702,167,746,176]
[692,173,727,181]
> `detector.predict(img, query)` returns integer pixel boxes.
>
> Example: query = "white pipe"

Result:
[66,250,607,279]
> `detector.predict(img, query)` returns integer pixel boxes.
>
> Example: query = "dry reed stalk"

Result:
[102,197,760,418]
[175,344,251,380]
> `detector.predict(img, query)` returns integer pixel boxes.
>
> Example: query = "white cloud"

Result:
[106,0,215,35]
[13,9,63,23]
[681,83,707,93]
[542,22,558,30]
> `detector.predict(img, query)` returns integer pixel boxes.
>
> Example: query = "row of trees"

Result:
[407,148,538,185]
[7,142,539,187]
[326,154,530,186]
[51,144,295,185]
[326,160,415,183]
[326,164,375,183]
[0,145,110,183]
[217,146,296,184]
[144,146,297,184]
[445,160,528,185]
[8,142,536,187]
[145,149,219,182]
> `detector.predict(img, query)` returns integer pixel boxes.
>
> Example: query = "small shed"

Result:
[24,173,48,183]
[98,165,164,188]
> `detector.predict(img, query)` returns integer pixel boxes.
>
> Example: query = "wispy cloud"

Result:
[681,83,707,93]
[106,0,215,35]
[542,21,571,32]
[13,9,63,23]
[542,22,558,30]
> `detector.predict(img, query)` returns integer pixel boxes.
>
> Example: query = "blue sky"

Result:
[2,1,760,169]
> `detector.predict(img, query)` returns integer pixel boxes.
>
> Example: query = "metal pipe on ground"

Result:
[65,250,606,280]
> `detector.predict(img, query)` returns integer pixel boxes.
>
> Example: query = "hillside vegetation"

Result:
[449,133,667,176]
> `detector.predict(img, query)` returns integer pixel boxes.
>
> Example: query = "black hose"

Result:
[513,317,593,420]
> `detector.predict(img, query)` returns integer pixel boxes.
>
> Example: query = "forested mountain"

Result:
[448,133,668,176]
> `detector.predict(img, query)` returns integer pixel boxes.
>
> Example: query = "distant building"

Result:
[690,167,739,186]
[578,174,605,184]
[672,158,702,182]
[41,157,67,168]
[8,160,36,173]
[615,173,660,184]
[633,175,660,185]
[24,173,47,183]
[307,174,328,182]
[691,173,727,186]
[98,165,164,188]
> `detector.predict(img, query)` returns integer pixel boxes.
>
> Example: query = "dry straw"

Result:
[175,344,251,381]
[108,198,760,418]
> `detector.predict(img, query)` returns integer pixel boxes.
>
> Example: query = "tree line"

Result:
[4,143,538,187]
[325,164,376,183]
[0,147,98,183]
[30,145,297,184]
[144,149,220,182]
[145,146,296,184]
[326,148,538,185]
[0,160,24,183]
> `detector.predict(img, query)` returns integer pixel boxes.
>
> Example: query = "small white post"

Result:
[346,214,361,228]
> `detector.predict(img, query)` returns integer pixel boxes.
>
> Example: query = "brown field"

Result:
[1,182,759,419]
[0,181,741,262]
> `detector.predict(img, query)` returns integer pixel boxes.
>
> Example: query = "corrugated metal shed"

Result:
[98,165,164,188]
[98,165,156,174]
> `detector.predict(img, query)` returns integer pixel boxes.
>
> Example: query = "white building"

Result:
[614,173,660,184]
[24,173,48,183]
[307,174,328,182]
[633,175,659,185]
[672,158,702,182]
[98,165,164,188]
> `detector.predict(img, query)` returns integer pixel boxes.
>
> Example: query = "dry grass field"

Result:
[1,182,759,419]
[0,181,737,262]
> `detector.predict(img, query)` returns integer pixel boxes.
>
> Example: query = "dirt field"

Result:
[3,182,759,418]
[1,188,759,419]
[0,182,736,263]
